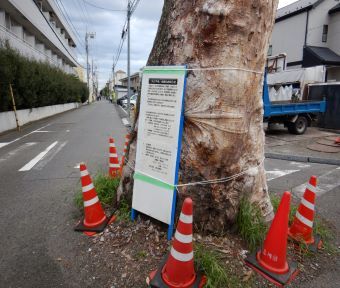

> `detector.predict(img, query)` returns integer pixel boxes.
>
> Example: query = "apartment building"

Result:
[0,0,79,74]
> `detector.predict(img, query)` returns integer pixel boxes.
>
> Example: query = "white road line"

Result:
[292,167,340,197]
[19,141,58,171]
[34,141,67,170]
[266,169,299,181]
[33,130,53,133]
[0,123,51,149]
[0,143,10,148]
[119,105,128,115]
[122,118,130,126]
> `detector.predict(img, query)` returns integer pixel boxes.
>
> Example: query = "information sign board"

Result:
[131,65,187,239]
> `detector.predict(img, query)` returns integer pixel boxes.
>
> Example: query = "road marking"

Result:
[33,130,53,133]
[0,143,10,148]
[0,143,37,163]
[292,167,340,197]
[0,123,51,149]
[119,105,128,115]
[34,141,67,170]
[66,130,70,132]
[19,141,58,171]
[122,118,130,126]
[289,161,311,168]
[266,169,299,181]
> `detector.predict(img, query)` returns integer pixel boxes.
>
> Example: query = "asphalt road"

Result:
[0,101,127,287]
[0,101,338,287]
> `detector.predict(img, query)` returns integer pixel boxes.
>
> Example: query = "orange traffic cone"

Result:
[147,198,206,288]
[123,134,130,155]
[74,163,116,236]
[245,191,298,286]
[288,176,322,252]
[109,138,120,178]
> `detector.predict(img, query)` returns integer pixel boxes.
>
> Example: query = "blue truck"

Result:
[262,73,326,135]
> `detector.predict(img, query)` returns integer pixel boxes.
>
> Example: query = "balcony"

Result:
[0,23,75,74]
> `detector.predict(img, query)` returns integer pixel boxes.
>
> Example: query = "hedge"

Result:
[0,43,88,112]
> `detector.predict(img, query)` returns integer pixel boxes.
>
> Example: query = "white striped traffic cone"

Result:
[109,138,120,178]
[148,198,206,288]
[74,163,116,236]
[288,176,322,251]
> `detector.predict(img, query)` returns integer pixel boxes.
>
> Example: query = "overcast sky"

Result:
[59,0,297,89]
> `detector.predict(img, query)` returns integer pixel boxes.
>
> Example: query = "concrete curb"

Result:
[265,152,340,166]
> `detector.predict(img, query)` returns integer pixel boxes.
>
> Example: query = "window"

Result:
[5,13,11,30]
[322,25,328,42]
[268,45,272,56]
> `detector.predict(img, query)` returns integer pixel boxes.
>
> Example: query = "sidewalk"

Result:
[265,124,340,165]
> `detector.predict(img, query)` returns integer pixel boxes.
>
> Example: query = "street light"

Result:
[85,32,95,103]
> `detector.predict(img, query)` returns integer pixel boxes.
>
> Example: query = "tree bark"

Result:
[118,0,278,233]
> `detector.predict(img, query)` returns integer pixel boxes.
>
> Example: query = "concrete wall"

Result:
[0,103,79,134]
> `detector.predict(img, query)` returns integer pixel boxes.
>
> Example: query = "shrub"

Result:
[0,43,88,112]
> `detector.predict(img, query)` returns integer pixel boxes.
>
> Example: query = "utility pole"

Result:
[92,58,95,100]
[127,0,131,118]
[85,32,95,103]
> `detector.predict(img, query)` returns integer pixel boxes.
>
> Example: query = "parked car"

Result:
[117,95,128,106]
[122,94,137,109]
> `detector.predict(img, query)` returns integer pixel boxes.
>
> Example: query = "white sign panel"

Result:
[132,66,186,226]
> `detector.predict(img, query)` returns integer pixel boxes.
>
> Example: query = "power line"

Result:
[75,0,90,29]
[83,0,126,12]
[131,0,141,14]
[56,0,85,49]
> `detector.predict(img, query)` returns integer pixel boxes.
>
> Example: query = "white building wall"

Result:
[7,0,77,66]
[328,13,340,55]
[0,10,5,26]
[307,0,338,47]
[270,12,307,64]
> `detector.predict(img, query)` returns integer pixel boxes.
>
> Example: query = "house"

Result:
[120,72,141,93]
[269,0,340,81]
[114,70,127,86]
[0,0,79,74]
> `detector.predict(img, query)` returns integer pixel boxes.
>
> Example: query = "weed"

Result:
[236,198,267,252]
[74,173,120,209]
[314,219,338,254]
[135,250,147,259]
[194,244,245,288]
[116,198,131,221]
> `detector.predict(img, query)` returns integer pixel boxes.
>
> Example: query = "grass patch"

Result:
[236,198,267,252]
[74,174,120,209]
[116,198,131,221]
[135,250,147,259]
[194,244,244,288]
[314,218,338,254]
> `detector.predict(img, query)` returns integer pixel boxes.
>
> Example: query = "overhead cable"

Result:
[83,0,126,12]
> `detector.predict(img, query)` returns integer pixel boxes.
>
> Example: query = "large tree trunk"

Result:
[118,0,278,232]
